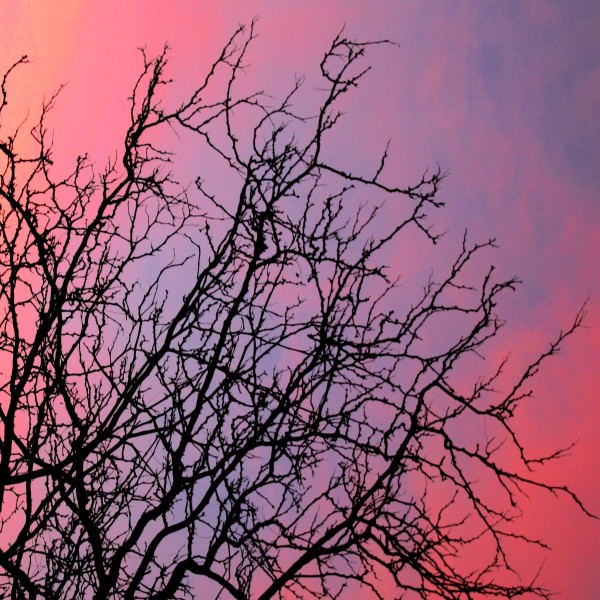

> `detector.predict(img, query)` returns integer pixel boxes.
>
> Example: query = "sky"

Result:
[0,1,598,598]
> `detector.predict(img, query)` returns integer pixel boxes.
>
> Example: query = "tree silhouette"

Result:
[0,23,591,600]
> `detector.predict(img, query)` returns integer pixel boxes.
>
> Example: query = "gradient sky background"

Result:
[1,1,598,598]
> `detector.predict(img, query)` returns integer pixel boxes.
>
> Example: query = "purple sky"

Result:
[1,1,598,597]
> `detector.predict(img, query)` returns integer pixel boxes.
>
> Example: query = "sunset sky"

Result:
[1,1,598,597]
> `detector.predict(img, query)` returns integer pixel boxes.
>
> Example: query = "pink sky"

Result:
[1,2,598,597]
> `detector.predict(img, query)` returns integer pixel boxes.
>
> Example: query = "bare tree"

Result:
[0,22,591,600]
